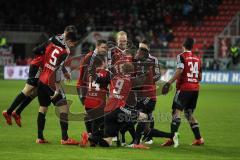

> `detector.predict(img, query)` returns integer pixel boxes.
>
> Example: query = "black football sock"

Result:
[120,129,126,143]
[171,117,181,133]
[134,122,146,144]
[128,123,136,143]
[84,116,92,133]
[15,96,33,115]
[148,128,174,138]
[190,123,201,140]
[88,134,97,147]
[60,113,69,140]
[116,132,121,146]
[146,120,154,141]
[7,92,27,115]
[37,112,46,140]
[120,124,129,143]
[150,120,154,129]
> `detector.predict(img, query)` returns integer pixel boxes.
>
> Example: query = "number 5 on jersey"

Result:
[49,49,60,66]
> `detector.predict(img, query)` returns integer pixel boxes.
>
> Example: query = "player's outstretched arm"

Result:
[162,68,182,95]
[168,68,183,84]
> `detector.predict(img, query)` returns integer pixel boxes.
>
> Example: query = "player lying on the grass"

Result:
[127,40,179,148]
[161,37,204,146]
[36,27,79,145]
[79,62,150,148]
[2,26,75,127]
[77,39,108,136]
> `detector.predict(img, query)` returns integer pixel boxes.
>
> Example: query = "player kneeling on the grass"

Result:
[77,40,108,136]
[84,55,109,147]
[80,62,148,148]
[161,37,204,146]
[36,27,79,145]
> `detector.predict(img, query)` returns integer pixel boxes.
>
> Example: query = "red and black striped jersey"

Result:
[176,51,202,91]
[84,69,109,109]
[107,47,132,76]
[105,74,132,112]
[39,34,70,88]
[134,54,161,100]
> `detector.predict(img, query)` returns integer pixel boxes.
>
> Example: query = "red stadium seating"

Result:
[169,0,240,49]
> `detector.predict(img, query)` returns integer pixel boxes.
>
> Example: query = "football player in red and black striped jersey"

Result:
[161,37,204,146]
[2,26,75,127]
[76,40,108,135]
[36,26,79,145]
[80,62,149,148]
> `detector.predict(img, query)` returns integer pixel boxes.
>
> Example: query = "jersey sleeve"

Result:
[55,53,68,83]
[32,41,49,55]
[176,54,184,69]
[107,47,117,78]
[62,66,68,74]
[198,58,202,81]
[87,52,97,77]
[152,57,161,82]
[77,54,91,88]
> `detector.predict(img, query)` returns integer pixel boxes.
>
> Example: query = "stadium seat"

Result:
[166,0,238,50]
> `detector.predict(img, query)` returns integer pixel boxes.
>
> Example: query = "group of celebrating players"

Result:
[2,25,204,149]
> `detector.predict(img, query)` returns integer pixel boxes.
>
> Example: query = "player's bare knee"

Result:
[22,84,35,96]
[172,109,181,118]
[39,106,48,114]
[58,105,69,113]
[184,109,196,123]
[29,88,38,98]
[189,116,198,124]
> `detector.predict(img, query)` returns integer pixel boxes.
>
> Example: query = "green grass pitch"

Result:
[0,80,240,160]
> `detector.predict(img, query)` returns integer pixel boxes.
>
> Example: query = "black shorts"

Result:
[85,107,105,122]
[172,90,199,113]
[27,78,39,87]
[27,65,39,87]
[104,107,139,138]
[136,98,156,114]
[37,82,67,107]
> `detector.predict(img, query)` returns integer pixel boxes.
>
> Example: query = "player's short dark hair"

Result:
[64,25,77,34]
[183,37,194,50]
[139,39,150,51]
[96,39,107,46]
[141,39,149,46]
[65,31,78,42]
[122,62,134,74]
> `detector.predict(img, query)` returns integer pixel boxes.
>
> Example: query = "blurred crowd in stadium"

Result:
[0,0,240,70]
[0,0,221,47]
